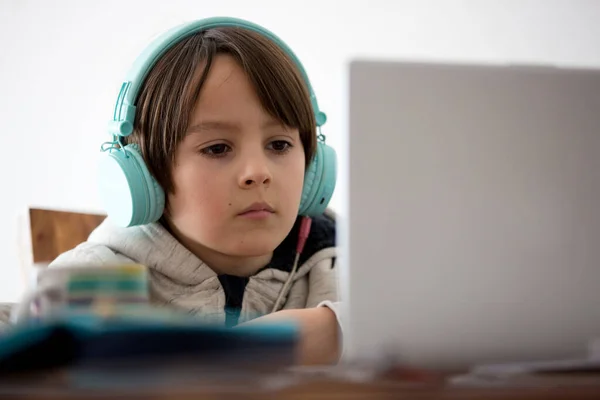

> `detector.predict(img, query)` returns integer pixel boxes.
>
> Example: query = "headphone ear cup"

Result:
[98,143,165,227]
[299,141,337,217]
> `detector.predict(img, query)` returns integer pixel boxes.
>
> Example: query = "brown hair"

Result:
[125,27,317,195]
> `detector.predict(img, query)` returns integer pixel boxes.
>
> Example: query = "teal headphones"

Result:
[98,17,337,227]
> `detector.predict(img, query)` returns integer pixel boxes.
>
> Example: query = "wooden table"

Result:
[1,364,600,399]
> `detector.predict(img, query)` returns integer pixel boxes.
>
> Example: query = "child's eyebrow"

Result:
[262,119,288,130]
[187,119,288,134]
[187,120,241,134]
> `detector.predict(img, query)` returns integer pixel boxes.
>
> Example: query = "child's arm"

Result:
[241,305,341,366]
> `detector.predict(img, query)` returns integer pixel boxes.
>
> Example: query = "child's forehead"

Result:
[199,54,244,86]
[191,55,259,107]
[187,56,291,131]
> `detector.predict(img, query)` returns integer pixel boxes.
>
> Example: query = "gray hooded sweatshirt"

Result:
[0,211,343,352]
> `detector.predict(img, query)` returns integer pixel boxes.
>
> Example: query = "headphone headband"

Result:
[108,16,327,138]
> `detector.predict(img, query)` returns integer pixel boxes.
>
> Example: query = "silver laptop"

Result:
[341,60,600,372]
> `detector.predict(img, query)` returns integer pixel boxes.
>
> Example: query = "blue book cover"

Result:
[0,312,299,376]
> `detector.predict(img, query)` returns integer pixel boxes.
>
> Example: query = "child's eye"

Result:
[267,140,292,153]
[200,143,231,158]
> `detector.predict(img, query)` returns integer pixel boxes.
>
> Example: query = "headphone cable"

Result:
[271,216,312,313]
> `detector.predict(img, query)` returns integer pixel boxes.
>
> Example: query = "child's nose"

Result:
[239,157,272,189]
[242,175,271,187]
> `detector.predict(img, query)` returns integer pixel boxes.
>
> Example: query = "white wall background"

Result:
[0,0,599,302]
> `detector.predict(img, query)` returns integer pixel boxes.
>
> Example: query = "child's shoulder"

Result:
[49,240,136,269]
[48,218,144,269]
[50,214,183,270]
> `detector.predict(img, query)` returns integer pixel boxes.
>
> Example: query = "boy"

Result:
[47,20,342,365]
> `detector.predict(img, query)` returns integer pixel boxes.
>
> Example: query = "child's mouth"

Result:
[238,210,274,219]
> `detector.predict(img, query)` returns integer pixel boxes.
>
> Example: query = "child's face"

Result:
[166,54,306,260]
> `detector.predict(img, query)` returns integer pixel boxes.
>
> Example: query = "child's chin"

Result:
[228,237,281,257]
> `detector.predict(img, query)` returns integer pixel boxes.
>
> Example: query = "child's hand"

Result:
[240,307,341,366]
